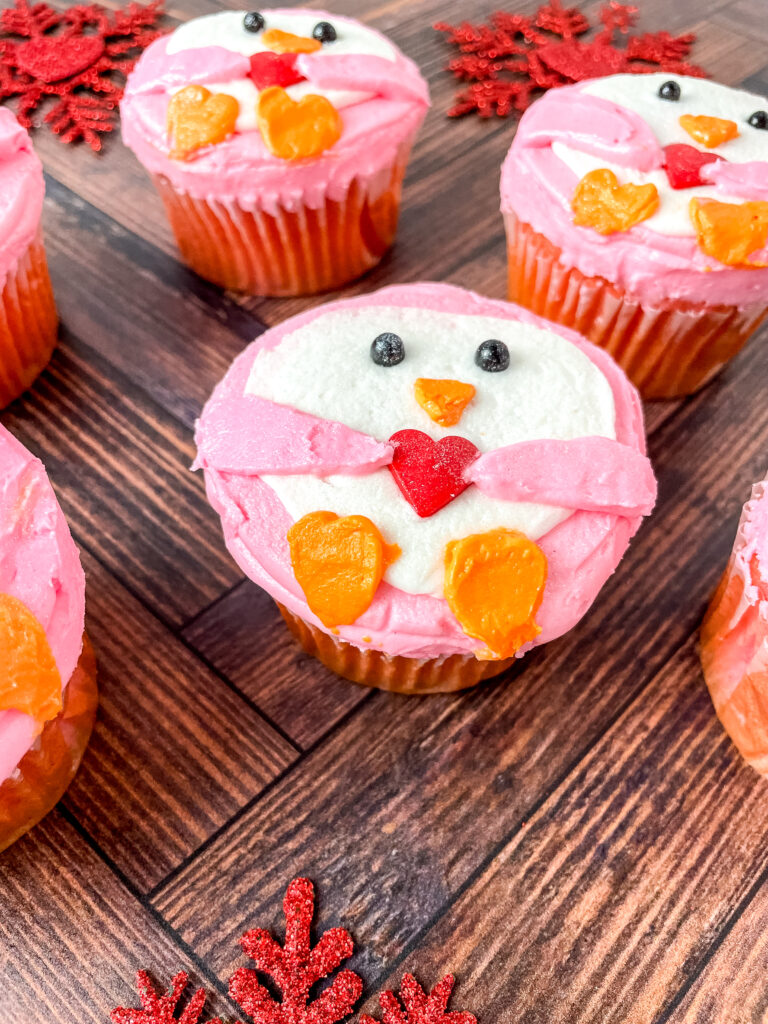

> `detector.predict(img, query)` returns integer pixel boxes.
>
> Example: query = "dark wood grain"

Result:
[2,2,768,1023]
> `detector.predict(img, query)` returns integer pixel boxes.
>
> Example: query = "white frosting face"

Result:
[248,306,616,597]
[555,73,768,237]
[167,10,396,132]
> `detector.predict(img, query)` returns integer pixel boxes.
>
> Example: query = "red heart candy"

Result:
[248,51,306,90]
[388,429,480,519]
[663,144,724,190]
[15,36,105,83]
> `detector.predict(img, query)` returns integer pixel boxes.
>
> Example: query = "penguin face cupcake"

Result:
[502,72,768,398]
[121,9,429,296]
[196,283,656,694]
[0,426,96,851]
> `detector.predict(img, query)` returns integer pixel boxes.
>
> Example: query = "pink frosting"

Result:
[0,109,44,287]
[120,10,429,211]
[0,426,86,784]
[500,81,768,307]
[196,283,656,662]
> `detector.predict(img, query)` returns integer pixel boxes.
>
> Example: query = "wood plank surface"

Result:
[2,1,768,1023]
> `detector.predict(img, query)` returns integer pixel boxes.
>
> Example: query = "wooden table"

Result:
[2,0,768,1021]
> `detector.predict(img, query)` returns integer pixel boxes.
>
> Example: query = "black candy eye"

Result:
[748,110,768,130]
[313,21,337,43]
[658,80,681,101]
[371,332,405,366]
[475,339,510,372]
[243,11,265,32]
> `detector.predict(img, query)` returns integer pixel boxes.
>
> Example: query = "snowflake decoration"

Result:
[0,0,165,150]
[111,970,226,1024]
[360,974,477,1024]
[435,0,707,118]
[229,877,363,1024]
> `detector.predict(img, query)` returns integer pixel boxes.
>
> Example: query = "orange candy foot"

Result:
[167,85,239,160]
[0,593,62,723]
[288,511,400,628]
[690,198,768,268]
[572,168,659,235]
[257,86,342,160]
[444,529,547,660]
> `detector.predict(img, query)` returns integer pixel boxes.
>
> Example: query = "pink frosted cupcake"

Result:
[0,109,58,408]
[501,73,768,399]
[121,9,429,296]
[701,476,768,774]
[0,425,96,851]
[195,283,656,694]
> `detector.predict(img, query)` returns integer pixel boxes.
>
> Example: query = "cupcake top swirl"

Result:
[0,426,85,785]
[501,73,768,306]
[0,110,44,287]
[121,8,429,211]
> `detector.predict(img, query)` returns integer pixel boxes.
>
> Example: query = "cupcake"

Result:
[0,109,58,408]
[121,9,429,296]
[501,73,768,400]
[0,425,96,851]
[701,475,768,774]
[195,283,657,694]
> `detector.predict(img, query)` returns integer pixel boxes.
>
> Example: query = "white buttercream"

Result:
[166,10,397,62]
[553,73,768,237]
[248,306,616,596]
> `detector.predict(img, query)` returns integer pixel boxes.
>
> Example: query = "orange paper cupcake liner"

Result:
[277,603,513,695]
[505,211,768,400]
[0,231,58,409]
[0,634,98,852]
[152,145,412,297]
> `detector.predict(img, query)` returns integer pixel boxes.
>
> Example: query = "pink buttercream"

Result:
[468,436,656,517]
[0,426,86,784]
[0,109,44,288]
[501,80,768,307]
[196,283,655,662]
[120,10,429,212]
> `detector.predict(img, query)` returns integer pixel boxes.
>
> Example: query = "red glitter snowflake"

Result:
[435,0,707,118]
[0,0,164,150]
[111,971,226,1024]
[229,877,364,1024]
[360,975,477,1024]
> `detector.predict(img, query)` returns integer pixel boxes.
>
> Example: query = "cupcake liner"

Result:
[277,603,513,695]
[0,231,58,409]
[152,140,414,297]
[505,211,768,400]
[0,634,98,852]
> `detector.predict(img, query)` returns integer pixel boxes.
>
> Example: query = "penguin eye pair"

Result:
[658,80,768,129]
[243,12,337,42]
[369,334,511,373]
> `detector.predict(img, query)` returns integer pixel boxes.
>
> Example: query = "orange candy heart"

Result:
[167,84,239,160]
[0,593,63,722]
[257,85,342,161]
[261,28,322,54]
[288,511,400,628]
[679,114,739,149]
[414,378,476,428]
[572,169,659,235]
[444,529,547,660]
[690,198,768,267]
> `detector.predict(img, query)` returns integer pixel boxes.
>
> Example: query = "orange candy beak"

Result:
[288,511,400,628]
[679,114,739,149]
[0,593,63,723]
[414,378,476,428]
[444,529,548,660]
[262,28,322,54]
